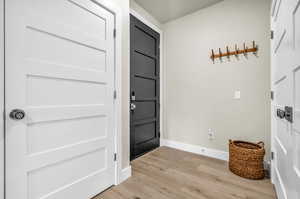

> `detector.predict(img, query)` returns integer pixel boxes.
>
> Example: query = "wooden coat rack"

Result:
[210,41,258,61]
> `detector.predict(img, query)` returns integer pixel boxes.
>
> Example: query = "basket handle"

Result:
[229,139,233,144]
[257,141,264,148]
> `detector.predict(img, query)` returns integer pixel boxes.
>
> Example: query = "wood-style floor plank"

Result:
[94,147,277,199]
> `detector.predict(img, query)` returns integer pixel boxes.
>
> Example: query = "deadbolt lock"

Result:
[284,106,293,123]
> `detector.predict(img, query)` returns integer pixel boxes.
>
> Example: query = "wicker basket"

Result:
[229,140,265,179]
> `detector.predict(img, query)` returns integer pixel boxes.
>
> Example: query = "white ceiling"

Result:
[134,0,224,23]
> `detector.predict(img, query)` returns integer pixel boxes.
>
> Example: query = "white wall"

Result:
[0,0,4,197]
[164,0,271,159]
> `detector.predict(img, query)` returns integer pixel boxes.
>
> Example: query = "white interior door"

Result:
[271,0,300,199]
[5,0,116,199]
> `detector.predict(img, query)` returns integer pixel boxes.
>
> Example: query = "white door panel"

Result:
[5,0,116,199]
[271,0,300,198]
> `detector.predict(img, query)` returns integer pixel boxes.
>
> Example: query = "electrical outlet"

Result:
[208,129,215,140]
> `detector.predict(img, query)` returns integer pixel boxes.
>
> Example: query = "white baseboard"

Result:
[161,139,229,161]
[119,166,132,184]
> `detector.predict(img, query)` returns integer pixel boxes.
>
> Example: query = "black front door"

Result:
[130,15,160,160]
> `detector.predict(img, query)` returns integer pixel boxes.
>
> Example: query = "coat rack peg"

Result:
[243,43,248,55]
[235,44,239,56]
[226,46,230,59]
[252,41,257,55]
[210,41,258,62]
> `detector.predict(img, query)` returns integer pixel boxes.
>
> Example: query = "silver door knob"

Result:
[130,103,136,111]
[9,109,25,120]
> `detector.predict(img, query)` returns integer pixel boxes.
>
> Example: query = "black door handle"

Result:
[276,107,294,123]
[276,109,285,119]
[9,109,26,120]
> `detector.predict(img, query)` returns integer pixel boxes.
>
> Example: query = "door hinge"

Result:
[271,151,275,160]
[113,29,116,38]
[271,91,274,100]
[114,153,117,161]
[3,110,6,121]
[113,90,117,99]
[271,30,274,40]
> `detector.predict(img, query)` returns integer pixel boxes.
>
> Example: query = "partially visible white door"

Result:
[271,0,300,198]
[0,0,4,198]
[5,0,116,199]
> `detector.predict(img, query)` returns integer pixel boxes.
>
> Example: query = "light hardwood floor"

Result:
[95,147,276,199]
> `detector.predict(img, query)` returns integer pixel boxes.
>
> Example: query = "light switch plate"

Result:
[234,91,241,99]
[208,129,215,140]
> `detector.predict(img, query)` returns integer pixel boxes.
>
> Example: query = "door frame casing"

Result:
[3,0,124,194]
[0,0,4,198]
[129,8,165,149]
[93,0,124,186]
[270,0,275,184]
